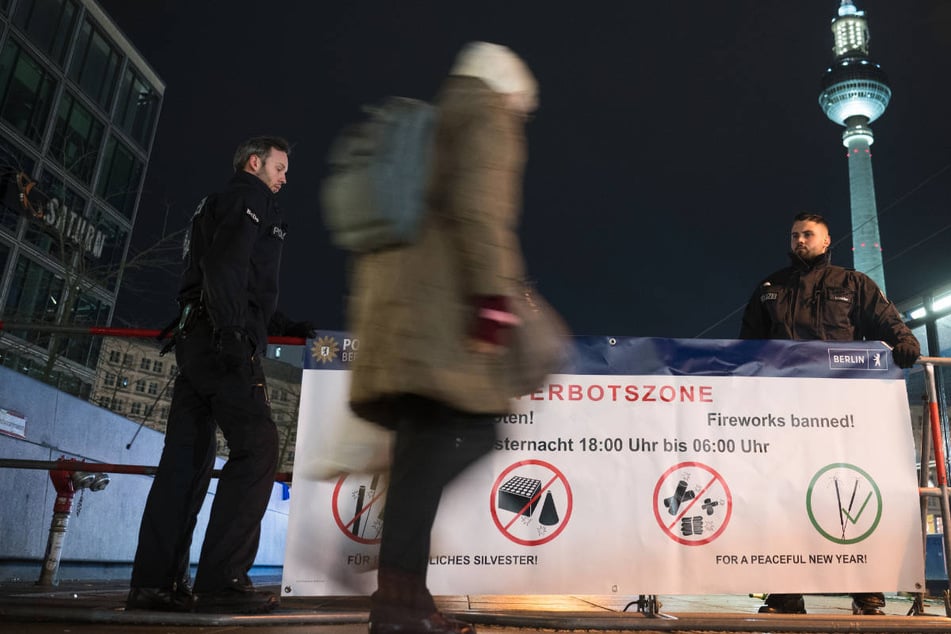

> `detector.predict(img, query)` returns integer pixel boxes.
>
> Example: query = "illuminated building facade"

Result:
[0,0,163,398]
[818,0,890,292]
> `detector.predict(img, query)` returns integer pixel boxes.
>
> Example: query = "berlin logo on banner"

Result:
[828,348,889,371]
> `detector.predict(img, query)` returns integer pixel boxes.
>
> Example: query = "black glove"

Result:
[214,327,251,371]
[268,310,316,338]
[891,341,920,369]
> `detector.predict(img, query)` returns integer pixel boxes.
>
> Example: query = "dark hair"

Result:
[232,136,290,171]
[793,212,829,232]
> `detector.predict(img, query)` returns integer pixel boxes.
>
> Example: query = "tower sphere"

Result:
[819,58,891,126]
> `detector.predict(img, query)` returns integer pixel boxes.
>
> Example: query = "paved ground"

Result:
[1,579,950,633]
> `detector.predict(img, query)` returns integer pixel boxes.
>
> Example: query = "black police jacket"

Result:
[739,251,918,348]
[179,170,286,352]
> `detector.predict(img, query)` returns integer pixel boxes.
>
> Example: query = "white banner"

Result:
[282,335,924,597]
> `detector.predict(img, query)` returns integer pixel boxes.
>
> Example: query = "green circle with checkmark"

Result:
[806,463,882,545]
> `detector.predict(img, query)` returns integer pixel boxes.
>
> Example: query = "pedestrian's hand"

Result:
[215,327,251,370]
[891,341,920,369]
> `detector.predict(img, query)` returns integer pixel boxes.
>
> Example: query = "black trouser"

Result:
[130,317,278,593]
[377,395,498,578]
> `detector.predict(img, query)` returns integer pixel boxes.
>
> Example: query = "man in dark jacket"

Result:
[741,212,920,616]
[128,136,295,614]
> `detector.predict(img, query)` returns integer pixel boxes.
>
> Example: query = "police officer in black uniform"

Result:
[740,212,920,616]
[128,136,300,614]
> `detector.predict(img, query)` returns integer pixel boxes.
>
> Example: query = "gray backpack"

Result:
[321,97,436,252]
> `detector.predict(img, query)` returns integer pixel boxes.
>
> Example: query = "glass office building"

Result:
[0,0,163,398]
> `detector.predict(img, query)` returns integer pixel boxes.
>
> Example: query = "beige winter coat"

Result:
[348,76,528,426]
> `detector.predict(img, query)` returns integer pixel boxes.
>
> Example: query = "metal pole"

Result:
[923,363,951,614]
[0,321,307,345]
[0,457,293,482]
[37,512,70,586]
[916,392,934,616]
[925,316,951,492]
[38,468,75,586]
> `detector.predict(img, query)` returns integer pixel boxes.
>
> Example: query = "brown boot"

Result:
[369,568,475,634]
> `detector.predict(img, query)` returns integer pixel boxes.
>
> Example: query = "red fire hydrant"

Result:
[38,458,110,586]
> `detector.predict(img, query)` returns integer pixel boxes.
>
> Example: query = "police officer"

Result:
[740,212,920,616]
[128,136,297,614]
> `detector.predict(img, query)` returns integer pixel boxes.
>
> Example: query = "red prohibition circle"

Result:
[652,461,733,546]
[331,475,385,545]
[489,459,573,546]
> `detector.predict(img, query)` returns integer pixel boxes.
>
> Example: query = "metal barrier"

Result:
[917,357,951,616]
[0,457,293,586]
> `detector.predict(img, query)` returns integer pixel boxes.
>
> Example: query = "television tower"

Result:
[818,0,891,292]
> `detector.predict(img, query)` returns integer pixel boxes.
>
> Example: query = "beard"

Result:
[255,166,278,192]
[794,244,820,258]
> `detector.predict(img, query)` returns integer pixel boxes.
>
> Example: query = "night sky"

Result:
[97,1,951,340]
